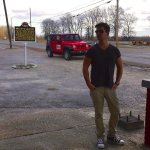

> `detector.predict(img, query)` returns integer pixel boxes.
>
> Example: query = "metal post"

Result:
[24,42,27,66]
[3,0,12,48]
[116,0,119,48]
[30,8,31,27]
[142,79,150,147]
[11,17,13,40]
[145,88,150,146]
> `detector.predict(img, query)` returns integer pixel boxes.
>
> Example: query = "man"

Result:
[82,22,124,149]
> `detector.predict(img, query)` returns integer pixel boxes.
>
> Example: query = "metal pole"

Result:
[116,0,119,48]
[24,42,27,66]
[142,79,150,147]
[145,88,150,146]
[3,0,12,48]
[11,17,13,40]
[30,8,31,26]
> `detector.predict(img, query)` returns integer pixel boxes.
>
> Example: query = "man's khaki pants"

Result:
[90,87,120,138]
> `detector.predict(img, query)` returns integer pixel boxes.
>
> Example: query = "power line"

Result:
[46,0,104,17]
[79,0,112,16]
[50,0,110,19]
[32,0,113,24]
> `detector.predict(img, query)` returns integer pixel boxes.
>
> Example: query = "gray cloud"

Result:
[144,27,150,30]
[12,9,27,13]
[124,7,132,11]
[141,11,150,15]
[141,17,150,21]
[31,11,50,17]
[12,14,29,19]
[11,9,29,19]
[147,16,150,21]
[12,9,50,19]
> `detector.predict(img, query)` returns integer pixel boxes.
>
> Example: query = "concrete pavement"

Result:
[0,108,148,150]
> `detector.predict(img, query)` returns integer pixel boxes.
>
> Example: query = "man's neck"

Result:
[98,40,109,50]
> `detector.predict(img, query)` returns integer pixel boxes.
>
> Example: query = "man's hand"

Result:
[83,56,96,91]
[87,82,96,91]
[111,83,118,90]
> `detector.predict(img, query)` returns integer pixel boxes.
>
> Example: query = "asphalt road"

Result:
[0,42,149,110]
[1,40,150,67]
[0,43,92,108]
[119,46,150,67]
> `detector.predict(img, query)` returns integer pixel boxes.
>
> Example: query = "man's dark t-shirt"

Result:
[86,44,121,88]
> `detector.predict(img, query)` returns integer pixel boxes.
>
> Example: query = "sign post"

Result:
[24,42,27,66]
[14,22,35,66]
[142,79,150,147]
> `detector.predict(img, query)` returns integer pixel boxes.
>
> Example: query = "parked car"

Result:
[46,34,90,60]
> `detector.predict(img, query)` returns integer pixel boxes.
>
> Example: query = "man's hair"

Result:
[95,22,110,34]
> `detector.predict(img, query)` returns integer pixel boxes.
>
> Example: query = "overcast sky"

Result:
[0,0,150,36]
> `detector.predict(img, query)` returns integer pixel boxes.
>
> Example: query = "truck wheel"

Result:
[47,48,53,57]
[64,50,71,60]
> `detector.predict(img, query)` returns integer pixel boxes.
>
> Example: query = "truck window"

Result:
[62,34,80,41]
[56,35,60,41]
[51,35,56,41]
[74,34,80,40]
[47,36,50,43]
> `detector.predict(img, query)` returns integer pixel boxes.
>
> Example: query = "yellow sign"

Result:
[15,26,35,41]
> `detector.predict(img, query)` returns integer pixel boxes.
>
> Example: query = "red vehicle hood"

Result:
[62,40,87,45]
[62,40,89,51]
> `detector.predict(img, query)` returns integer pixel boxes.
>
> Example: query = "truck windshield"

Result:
[62,34,80,41]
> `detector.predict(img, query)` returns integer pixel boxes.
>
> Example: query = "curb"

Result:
[12,64,37,69]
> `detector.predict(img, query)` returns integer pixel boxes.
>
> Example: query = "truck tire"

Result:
[64,50,71,60]
[47,47,53,57]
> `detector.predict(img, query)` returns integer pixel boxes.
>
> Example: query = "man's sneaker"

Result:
[97,138,105,149]
[107,135,124,145]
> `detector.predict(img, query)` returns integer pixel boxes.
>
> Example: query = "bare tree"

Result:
[60,13,83,34]
[89,7,104,38]
[60,13,74,33]
[92,7,108,23]
[70,15,84,35]
[41,18,60,38]
[83,12,92,39]
[83,7,115,40]
[41,5,138,41]
[59,13,85,36]
[59,16,67,33]
[107,5,125,38]
[122,13,137,40]
[83,8,103,40]
[76,15,85,37]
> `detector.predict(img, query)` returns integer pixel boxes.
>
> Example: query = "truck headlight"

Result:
[86,44,89,48]
[73,45,76,49]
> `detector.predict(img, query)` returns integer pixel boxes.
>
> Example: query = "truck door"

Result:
[46,35,51,50]
[51,35,61,53]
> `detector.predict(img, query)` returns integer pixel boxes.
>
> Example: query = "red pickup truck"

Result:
[46,34,90,60]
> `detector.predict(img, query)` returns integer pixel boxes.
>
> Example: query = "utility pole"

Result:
[3,0,12,48]
[30,8,32,26]
[11,17,13,40]
[116,0,119,48]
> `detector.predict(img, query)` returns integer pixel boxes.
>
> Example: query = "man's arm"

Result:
[112,57,123,89]
[115,57,123,83]
[82,56,96,90]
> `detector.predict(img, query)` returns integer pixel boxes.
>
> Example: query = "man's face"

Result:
[95,27,109,41]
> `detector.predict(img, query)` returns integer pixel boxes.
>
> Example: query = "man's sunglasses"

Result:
[95,29,105,33]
